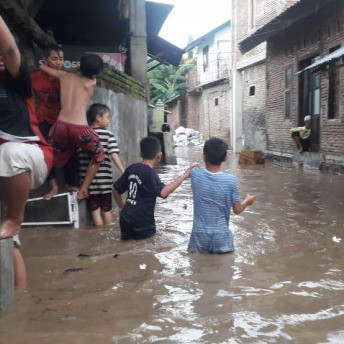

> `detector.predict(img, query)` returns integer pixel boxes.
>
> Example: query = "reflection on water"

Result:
[1,146,344,343]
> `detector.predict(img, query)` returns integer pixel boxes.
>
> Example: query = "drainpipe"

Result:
[231,0,243,153]
[231,0,237,152]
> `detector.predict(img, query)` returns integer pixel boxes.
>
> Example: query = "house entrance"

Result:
[299,56,321,152]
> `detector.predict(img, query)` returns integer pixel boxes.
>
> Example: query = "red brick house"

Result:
[230,0,300,153]
[240,0,344,172]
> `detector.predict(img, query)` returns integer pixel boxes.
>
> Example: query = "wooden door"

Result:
[298,56,321,152]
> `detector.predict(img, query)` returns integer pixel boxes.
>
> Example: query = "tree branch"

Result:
[0,0,55,47]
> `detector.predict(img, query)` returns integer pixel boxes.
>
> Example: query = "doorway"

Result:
[299,56,321,152]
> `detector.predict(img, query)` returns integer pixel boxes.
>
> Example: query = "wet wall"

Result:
[92,86,148,172]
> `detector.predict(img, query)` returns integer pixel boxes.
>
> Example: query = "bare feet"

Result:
[77,188,89,200]
[43,186,58,201]
[0,218,21,239]
[64,183,79,193]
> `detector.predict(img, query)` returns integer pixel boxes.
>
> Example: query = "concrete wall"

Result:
[92,87,147,169]
[242,63,267,151]
[196,24,231,85]
[166,99,182,133]
[266,1,344,157]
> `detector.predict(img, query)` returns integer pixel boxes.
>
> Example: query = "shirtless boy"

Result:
[40,53,105,199]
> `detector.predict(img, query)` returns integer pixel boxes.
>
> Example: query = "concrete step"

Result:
[292,151,325,170]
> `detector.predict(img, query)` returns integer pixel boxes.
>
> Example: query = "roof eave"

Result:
[184,20,231,52]
[239,0,335,54]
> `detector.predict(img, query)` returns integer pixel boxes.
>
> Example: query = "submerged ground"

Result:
[1,146,344,343]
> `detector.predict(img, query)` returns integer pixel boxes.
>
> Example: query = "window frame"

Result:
[249,85,256,97]
[285,67,293,119]
[328,45,341,120]
[203,45,209,72]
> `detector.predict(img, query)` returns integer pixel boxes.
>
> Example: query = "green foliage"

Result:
[148,60,195,104]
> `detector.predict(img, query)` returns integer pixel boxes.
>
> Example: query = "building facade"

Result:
[231,0,300,152]
[240,0,344,171]
[166,21,231,144]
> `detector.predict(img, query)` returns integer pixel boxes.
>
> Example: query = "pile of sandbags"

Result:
[173,126,203,146]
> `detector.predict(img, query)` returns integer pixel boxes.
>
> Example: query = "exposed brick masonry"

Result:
[266,1,344,155]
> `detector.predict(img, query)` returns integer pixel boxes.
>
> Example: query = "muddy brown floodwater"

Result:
[1,146,344,344]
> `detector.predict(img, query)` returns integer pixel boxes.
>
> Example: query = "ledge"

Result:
[265,149,344,174]
[97,65,146,100]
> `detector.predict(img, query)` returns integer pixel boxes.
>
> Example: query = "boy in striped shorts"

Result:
[188,137,255,253]
[79,103,124,226]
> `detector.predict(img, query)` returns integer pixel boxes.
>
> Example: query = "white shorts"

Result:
[0,142,47,189]
[13,234,20,248]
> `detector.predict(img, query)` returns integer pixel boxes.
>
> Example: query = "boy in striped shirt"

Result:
[188,137,255,253]
[79,103,124,226]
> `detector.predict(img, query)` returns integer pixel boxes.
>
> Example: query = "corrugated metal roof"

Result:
[298,46,344,73]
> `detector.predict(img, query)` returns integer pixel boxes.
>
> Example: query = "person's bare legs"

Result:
[91,208,104,226]
[102,211,113,225]
[43,178,59,200]
[77,160,100,200]
[13,247,27,288]
[0,172,31,239]
[292,135,302,150]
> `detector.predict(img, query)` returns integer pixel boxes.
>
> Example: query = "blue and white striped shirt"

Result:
[188,168,240,253]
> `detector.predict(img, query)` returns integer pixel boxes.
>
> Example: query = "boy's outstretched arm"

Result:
[0,15,21,77]
[160,162,198,199]
[110,153,125,174]
[113,189,124,210]
[232,194,255,215]
[40,64,64,78]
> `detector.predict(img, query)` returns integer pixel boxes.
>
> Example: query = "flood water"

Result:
[1,146,344,344]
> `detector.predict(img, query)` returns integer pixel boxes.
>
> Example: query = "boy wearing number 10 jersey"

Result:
[113,136,197,240]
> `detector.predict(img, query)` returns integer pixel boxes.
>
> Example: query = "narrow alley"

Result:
[0,146,343,343]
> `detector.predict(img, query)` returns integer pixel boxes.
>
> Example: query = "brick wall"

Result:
[266,0,344,156]
[233,0,300,64]
[172,82,230,144]
[232,0,300,152]
[185,93,203,131]
[200,81,231,143]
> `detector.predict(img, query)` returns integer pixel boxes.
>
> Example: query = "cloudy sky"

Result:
[148,0,231,48]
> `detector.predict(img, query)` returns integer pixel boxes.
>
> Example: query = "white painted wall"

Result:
[195,24,231,85]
